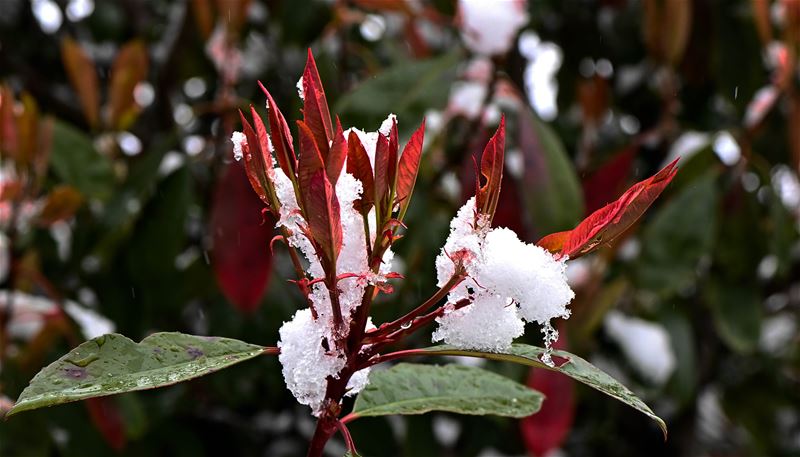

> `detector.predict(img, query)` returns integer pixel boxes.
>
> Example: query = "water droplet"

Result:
[67,354,99,367]
[400,321,412,330]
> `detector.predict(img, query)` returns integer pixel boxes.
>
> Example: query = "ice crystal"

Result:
[230,131,246,161]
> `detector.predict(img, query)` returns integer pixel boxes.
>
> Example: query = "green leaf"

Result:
[636,170,718,295]
[336,52,460,132]
[8,333,269,417]
[418,344,667,437]
[50,120,115,200]
[517,109,584,239]
[352,363,543,419]
[343,452,362,457]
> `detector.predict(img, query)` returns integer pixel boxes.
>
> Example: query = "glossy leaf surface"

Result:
[418,344,667,437]
[8,333,269,417]
[538,159,679,259]
[351,363,543,419]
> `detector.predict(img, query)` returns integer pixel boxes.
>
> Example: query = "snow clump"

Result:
[432,198,574,360]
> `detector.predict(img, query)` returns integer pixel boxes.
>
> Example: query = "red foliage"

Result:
[301,49,334,156]
[258,81,296,178]
[346,130,375,213]
[85,397,126,452]
[297,121,343,265]
[581,146,637,215]
[395,120,426,215]
[520,334,575,457]
[327,118,347,186]
[476,116,506,219]
[538,159,679,259]
[211,162,274,313]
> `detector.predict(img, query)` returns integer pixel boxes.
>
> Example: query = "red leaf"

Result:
[0,86,18,156]
[259,81,297,179]
[582,146,636,215]
[327,117,347,185]
[347,130,375,213]
[387,118,399,195]
[297,121,326,189]
[85,397,126,452]
[520,334,574,457]
[373,131,391,211]
[307,168,343,265]
[237,112,270,205]
[302,49,333,156]
[249,105,276,183]
[298,121,343,264]
[476,116,506,218]
[61,37,100,129]
[538,159,679,259]
[395,119,426,216]
[211,162,274,313]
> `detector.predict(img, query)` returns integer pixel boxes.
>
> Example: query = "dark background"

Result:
[0,0,798,456]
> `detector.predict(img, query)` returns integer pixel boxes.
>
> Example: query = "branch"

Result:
[359,298,471,367]
[362,273,465,344]
[336,420,358,454]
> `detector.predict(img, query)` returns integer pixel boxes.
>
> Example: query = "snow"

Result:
[432,200,574,354]
[448,81,488,120]
[296,76,305,101]
[0,290,115,341]
[277,308,345,415]
[458,0,529,56]
[274,135,380,413]
[63,301,115,339]
[230,131,246,161]
[480,228,573,325]
[379,113,397,137]
[433,292,525,352]
[604,311,676,385]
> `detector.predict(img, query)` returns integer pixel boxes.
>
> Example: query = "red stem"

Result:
[336,420,358,454]
[362,273,464,343]
[359,298,471,368]
[262,347,280,355]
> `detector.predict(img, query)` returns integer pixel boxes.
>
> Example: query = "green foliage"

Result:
[352,363,543,419]
[8,333,266,417]
[420,344,667,436]
[336,52,461,132]
[49,120,114,201]
[636,171,719,295]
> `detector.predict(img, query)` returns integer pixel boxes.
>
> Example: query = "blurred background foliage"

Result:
[0,0,799,456]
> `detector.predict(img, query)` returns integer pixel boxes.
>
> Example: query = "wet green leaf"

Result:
[418,344,667,437]
[8,333,268,417]
[352,363,543,419]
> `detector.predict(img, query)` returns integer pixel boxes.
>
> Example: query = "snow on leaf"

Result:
[347,130,375,214]
[297,121,343,265]
[237,111,271,206]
